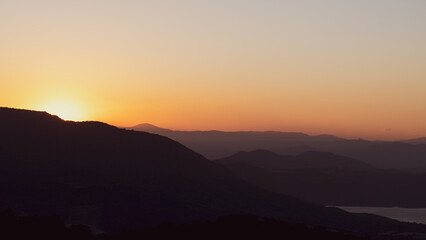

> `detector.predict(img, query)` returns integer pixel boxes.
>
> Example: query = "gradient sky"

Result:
[1,0,425,140]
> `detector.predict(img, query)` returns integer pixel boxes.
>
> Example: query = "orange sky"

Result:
[1,0,426,141]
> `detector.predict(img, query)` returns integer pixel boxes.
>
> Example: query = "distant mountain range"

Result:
[216,150,374,172]
[130,124,426,170]
[403,137,426,144]
[216,150,426,207]
[2,107,426,238]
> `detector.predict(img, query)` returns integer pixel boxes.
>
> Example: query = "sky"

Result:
[1,0,425,140]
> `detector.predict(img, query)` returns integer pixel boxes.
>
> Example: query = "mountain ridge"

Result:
[2,107,426,238]
[129,123,426,170]
[217,149,426,207]
[129,123,343,140]
[216,149,374,172]
[403,137,426,144]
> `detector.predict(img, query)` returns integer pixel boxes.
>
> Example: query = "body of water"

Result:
[333,206,426,224]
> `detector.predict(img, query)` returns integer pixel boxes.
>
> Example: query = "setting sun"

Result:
[40,101,84,121]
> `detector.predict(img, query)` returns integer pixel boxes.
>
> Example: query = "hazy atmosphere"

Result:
[3,1,426,240]
[1,0,426,139]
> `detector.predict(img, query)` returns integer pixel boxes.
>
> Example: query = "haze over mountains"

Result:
[217,150,426,207]
[403,137,426,145]
[216,150,374,172]
[3,107,426,239]
[130,124,426,170]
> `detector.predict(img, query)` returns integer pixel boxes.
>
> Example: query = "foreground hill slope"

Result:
[1,107,426,238]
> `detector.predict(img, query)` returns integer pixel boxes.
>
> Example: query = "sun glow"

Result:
[41,101,85,121]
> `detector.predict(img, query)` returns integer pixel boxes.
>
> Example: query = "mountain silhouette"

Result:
[130,124,426,170]
[2,107,426,238]
[131,123,172,132]
[129,124,342,159]
[403,137,426,144]
[216,150,374,172]
[217,149,426,207]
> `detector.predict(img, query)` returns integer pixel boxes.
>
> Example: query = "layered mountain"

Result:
[129,124,342,159]
[2,107,426,238]
[216,150,374,172]
[130,124,426,170]
[217,150,426,207]
[403,137,426,144]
